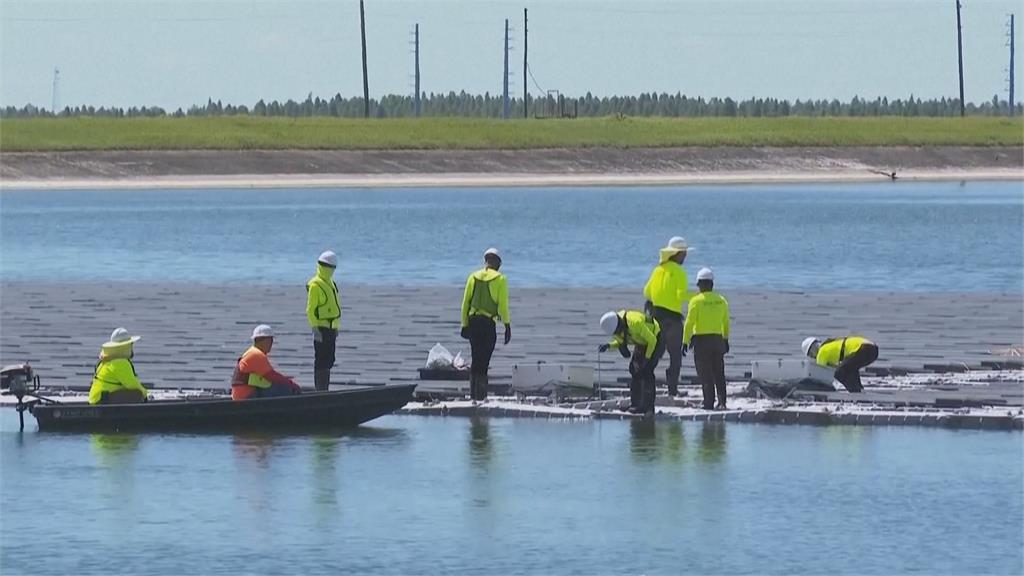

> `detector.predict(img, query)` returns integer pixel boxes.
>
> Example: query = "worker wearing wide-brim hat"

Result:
[460,248,511,402]
[802,336,878,393]
[88,327,148,405]
[643,236,694,397]
[683,268,730,410]
[307,250,341,391]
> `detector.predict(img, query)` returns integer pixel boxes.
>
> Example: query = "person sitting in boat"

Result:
[801,335,879,393]
[231,324,302,400]
[89,327,149,405]
[598,310,663,415]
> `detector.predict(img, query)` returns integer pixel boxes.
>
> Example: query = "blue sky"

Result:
[1,0,1019,110]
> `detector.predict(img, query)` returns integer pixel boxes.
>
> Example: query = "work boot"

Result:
[667,384,679,397]
[314,369,330,391]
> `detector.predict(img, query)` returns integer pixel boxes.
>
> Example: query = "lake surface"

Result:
[2,181,1021,291]
[1,413,1021,575]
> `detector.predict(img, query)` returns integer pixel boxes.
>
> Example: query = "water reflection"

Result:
[90,433,139,465]
[697,422,727,463]
[629,419,685,464]
[90,434,141,511]
[231,433,276,471]
[311,436,339,509]
[467,417,497,515]
[468,416,493,469]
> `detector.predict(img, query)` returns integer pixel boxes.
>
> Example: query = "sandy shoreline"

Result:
[2,146,1021,189]
[3,169,1024,190]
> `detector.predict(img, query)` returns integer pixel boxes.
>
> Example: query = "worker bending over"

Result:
[683,268,730,410]
[89,327,149,405]
[801,336,878,393]
[643,236,693,397]
[231,324,302,400]
[460,248,511,402]
[600,309,663,415]
[307,250,341,391]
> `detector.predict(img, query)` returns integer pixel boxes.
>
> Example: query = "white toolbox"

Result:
[750,358,835,386]
[512,363,595,394]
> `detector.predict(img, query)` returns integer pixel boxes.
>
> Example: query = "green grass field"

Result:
[1,116,1021,151]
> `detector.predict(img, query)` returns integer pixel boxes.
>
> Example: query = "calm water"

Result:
[1,413,1021,575]
[1,181,1021,291]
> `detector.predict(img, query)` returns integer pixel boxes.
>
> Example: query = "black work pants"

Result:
[834,343,878,393]
[313,327,338,370]
[629,338,665,414]
[468,315,496,399]
[652,307,684,394]
[692,334,727,409]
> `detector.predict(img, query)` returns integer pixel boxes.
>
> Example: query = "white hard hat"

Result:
[600,311,620,335]
[317,250,338,268]
[252,324,274,340]
[102,327,141,350]
[484,247,502,260]
[801,337,820,357]
[696,267,714,281]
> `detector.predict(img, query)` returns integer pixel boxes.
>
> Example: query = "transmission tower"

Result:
[51,68,60,115]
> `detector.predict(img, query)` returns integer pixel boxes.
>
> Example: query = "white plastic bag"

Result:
[425,343,455,370]
[452,350,468,371]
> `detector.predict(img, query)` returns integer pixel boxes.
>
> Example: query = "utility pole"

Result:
[503,18,510,120]
[51,68,60,115]
[360,0,370,118]
[524,7,532,118]
[414,23,421,117]
[1010,14,1016,117]
[956,0,965,117]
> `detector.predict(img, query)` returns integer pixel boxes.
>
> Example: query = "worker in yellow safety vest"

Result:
[683,268,730,410]
[307,250,341,391]
[599,309,663,415]
[802,336,878,393]
[89,327,149,405]
[460,248,511,401]
[643,236,693,397]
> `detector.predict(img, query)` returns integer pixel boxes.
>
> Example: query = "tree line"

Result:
[3,92,1020,118]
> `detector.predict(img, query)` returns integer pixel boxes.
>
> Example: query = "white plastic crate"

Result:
[750,358,835,386]
[512,363,595,394]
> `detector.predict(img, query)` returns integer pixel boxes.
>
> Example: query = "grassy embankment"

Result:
[1,116,1022,151]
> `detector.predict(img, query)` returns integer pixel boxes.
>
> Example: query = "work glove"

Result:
[598,343,610,353]
[312,327,323,343]
[681,343,689,356]
[724,339,730,354]
[643,300,654,321]
[504,324,511,345]
[460,326,470,340]
[618,344,631,359]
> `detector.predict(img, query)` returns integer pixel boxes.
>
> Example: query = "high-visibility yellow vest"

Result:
[817,337,870,367]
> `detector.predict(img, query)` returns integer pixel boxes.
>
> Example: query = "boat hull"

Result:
[29,385,416,432]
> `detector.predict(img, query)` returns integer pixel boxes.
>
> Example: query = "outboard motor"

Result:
[1,364,41,431]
